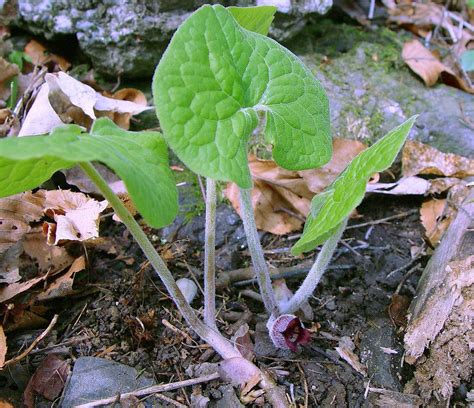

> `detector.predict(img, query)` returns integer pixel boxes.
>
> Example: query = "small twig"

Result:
[29,335,88,356]
[153,393,187,408]
[240,289,264,303]
[297,363,309,408]
[346,210,417,230]
[197,175,206,202]
[75,372,221,408]
[161,319,195,344]
[3,314,58,368]
[395,265,423,295]
[386,255,423,278]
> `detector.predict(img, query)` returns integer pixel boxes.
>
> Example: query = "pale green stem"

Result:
[239,188,278,316]
[204,178,217,329]
[79,162,240,359]
[281,218,348,315]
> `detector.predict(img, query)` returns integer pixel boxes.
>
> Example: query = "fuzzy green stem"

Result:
[204,178,217,329]
[281,218,348,315]
[239,187,278,316]
[79,162,240,359]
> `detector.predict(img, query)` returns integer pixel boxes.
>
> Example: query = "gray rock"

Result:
[61,357,156,407]
[215,384,244,408]
[3,0,332,77]
[359,318,402,391]
[298,40,474,156]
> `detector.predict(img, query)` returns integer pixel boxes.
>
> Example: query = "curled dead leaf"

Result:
[402,40,451,87]
[420,199,453,247]
[36,256,85,301]
[403,141,474,178]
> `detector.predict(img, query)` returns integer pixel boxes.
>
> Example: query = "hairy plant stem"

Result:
[239,188,278,316]
[79,162,240,359]
[204,178,217,329]
[281,218,348,315]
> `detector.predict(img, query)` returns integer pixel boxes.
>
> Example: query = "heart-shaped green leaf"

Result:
[0,118,178,228]
[153,5,331,189]
[292,116,417,255]
[228,6,277,35]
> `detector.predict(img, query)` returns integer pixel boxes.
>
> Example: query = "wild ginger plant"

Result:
[152,4,417,349]
[0,5,416,406]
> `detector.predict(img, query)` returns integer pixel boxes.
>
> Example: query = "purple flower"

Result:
[268,314,312,352]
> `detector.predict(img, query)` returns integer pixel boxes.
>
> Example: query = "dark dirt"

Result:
[2,190,434,407]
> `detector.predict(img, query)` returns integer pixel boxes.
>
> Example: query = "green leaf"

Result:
[291,116,417,255]
[153,5,331,189]
[0,118,178,228]
[461,50,474,72]
[228,6,277,35]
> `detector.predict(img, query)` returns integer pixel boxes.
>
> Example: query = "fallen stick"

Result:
[75,372,220,408]
[217,261,352,290]
[404,188,474,363]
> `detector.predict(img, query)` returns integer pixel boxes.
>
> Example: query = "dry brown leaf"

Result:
[393,2,474,94]
[420,199,453,246]
[4,309,49,333]
[42,190,107,244]
[24,40,71,71]
[0,325,6,368]
[389,293,411,328]
[225,139,366,235]
[0,400,15,408]
[402,40,455,87]
[403,141,474,178]
[0,243,22,284]
[0,275,44,303]
[231,323,255,362]
[0,58,18,105]
[36,256,85,301]
[335,336,367,376]
[23,354,70,408]
[0,191,44,254]
[22,228,74,273]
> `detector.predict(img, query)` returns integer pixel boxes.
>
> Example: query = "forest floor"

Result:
[0,2,473,407]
